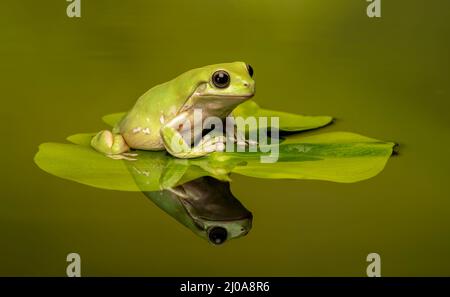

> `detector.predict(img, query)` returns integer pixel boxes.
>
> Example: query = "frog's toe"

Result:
[91,130,130,155]
[198,135,226,153]
[215,142,226,152]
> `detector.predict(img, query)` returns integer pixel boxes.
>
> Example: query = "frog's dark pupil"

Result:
[212,70,230,88]
[208,227,227,244]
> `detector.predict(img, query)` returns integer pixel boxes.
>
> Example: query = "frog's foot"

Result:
[161,125,225,158]
[230,127,259,147]
[228,134,258,148]
[91,130,130,155]
[196,134,226,153]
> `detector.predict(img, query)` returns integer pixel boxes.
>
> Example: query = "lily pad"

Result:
[34,142,141,191]
[102,112,126,127]
[209,132,395,183]
[34,131,395,191]
[232,100,333,132]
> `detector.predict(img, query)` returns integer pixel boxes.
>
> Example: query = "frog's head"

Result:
[196,61,255,99]
[179,62,255,117]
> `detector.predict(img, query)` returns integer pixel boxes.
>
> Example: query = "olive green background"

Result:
[1,0,449,276]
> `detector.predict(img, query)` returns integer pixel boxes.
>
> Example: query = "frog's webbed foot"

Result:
[91,130,131,156]
[228,131,258,148]
[195,134,226,153]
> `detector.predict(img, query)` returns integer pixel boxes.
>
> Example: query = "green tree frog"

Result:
[91,62,255,159]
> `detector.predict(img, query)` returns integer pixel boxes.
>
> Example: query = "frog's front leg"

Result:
[160,112,225,159]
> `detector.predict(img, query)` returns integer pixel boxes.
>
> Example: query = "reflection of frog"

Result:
[121,152,252,244]
[143,176,252,245]
[91,62,255,159]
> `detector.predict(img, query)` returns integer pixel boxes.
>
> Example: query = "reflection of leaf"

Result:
[100,100,332,132]
[158,159,189,189]
[34,131,394,191]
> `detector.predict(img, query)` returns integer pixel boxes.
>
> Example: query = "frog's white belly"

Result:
[122,127,164,150]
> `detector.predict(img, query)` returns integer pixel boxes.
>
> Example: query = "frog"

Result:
[91,62,255,159]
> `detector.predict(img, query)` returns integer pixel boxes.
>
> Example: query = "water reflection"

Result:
[34,131,395,244]
[143,176,252,245]
[123,151,252,244]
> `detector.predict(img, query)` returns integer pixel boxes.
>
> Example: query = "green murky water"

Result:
[1,0,449,276]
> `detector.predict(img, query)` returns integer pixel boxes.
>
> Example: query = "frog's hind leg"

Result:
[91,130,132,158]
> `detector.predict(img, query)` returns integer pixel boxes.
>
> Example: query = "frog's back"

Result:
[117,80,184,150]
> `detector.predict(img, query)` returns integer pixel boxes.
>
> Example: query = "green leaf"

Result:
[34,142,212,192]
[102,112,126,127]
[34,131,394,191]
[34,143,142,191]
[232,100,333,132]
[66,133,96,146]
[212,132,395,183]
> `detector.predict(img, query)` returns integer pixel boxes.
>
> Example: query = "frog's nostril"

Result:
[243,82,249,87]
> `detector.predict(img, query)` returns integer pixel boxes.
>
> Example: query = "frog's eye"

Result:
[212,70,230,89]
[208,226,228,245]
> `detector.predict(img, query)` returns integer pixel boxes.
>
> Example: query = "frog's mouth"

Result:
[193,82,255,101]
[197,93,254,99]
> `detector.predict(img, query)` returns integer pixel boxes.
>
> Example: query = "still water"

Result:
[1,0,449,276]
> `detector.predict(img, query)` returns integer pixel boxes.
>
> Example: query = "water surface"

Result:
[1,0,449,276]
